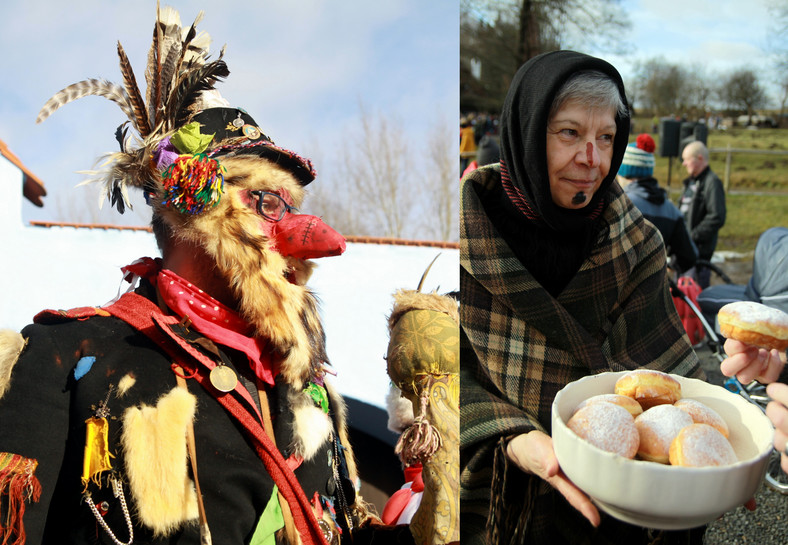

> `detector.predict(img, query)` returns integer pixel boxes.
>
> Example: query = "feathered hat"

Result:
[36,6,315,214]
[36,5,346,389]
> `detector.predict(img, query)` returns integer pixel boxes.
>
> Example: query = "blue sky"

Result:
[0,0,458,226]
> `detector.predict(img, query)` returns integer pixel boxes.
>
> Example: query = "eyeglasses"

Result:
[249,190,299,222]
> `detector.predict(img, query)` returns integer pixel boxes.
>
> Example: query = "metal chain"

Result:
[332,436,354,536]
[84,476,134,545]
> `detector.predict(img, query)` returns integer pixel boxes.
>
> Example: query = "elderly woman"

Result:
[460,51,705,544]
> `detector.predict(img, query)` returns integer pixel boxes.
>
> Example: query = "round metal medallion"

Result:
[210,365,238,392]
[317,519,337,545]
[242,124,261,139]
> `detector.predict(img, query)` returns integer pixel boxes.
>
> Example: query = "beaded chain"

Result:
[84,476,134,545]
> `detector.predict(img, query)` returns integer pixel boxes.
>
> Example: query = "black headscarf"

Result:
[499,50,631,232]
[480,51,631,296]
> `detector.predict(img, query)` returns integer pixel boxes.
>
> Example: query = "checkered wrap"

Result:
[459,165,704,543]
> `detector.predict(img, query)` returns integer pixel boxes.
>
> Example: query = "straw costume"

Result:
[0,6,413,545]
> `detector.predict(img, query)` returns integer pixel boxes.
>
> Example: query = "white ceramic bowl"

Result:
[552,371,774,530]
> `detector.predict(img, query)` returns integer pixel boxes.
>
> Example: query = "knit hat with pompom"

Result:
[619,133,656,179]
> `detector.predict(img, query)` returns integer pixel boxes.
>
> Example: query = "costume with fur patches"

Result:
[0,5,411,544]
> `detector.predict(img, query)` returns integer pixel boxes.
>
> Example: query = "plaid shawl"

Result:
[460,165,704,544]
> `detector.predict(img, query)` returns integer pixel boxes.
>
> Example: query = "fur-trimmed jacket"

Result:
[0,281,397,545]
[460,165,704,544]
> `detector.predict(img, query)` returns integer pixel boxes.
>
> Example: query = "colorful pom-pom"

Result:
[161,154,226,215]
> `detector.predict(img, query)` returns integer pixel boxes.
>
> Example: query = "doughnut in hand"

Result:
[717,301,788,351]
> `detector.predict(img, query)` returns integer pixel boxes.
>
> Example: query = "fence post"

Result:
[724,143,731,193]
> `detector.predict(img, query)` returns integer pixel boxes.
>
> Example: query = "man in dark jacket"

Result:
[678,140,726,288]
[619,133,698,274]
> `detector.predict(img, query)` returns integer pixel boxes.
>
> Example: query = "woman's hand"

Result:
[766,382,788,474]
[506,430,600,527]
[719,339,784,385]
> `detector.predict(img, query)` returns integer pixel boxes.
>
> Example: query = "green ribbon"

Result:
[249,485,285,545]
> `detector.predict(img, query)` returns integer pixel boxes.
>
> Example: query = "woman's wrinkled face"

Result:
[545,101,617,209]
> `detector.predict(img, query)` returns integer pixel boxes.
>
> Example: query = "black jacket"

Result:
[0,288,361,545]
[679,167,726,260]
[625,177,698,272]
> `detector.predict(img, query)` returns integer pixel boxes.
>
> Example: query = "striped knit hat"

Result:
[619,133,656,179]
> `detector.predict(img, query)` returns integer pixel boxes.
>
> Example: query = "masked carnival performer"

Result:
[0,7,417,545]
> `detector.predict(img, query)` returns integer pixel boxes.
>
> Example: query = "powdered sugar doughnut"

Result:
[674,398,729,438]
[717,301,788,351]
[669,423,737,467]
[634,404,693,464]
[573,393,643,417]
[567,402,639,459]
[614,369,682,410]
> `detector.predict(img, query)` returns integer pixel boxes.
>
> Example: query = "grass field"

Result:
[631,121,788,255]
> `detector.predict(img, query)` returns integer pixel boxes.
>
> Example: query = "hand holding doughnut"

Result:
[506,431,601,527]
[720,339,784,385]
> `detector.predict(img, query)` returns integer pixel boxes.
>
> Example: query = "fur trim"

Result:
[287,258,317,287]
[154,156,326,390]
[117,374,137,397]
[288,388,332,462]
[121,387,198,536]
[0,330,26,401]
[324,380,379,525]
[386,384,415,433]
[387,290,459,332]
[323,380,356,483]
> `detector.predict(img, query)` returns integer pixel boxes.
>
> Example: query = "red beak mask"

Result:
[268,213,346,259]
[246,189,346,260]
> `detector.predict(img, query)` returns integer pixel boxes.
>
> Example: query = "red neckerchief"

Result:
[121,257,276,386]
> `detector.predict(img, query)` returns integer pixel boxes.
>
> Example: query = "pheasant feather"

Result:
[36,5,226,214]
[36,79,135,125]
[117,42,151,138]
[170,60,229,129]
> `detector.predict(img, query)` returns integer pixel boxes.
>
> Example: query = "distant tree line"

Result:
[461,0,788,125]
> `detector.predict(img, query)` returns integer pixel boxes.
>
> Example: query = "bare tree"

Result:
[768,1,788,124]
[718,68,768,122]
[307,106,415,239]
[633,58,690,116]
[461,0,631,113]
[421,117,459,242]
[51,184,152,226]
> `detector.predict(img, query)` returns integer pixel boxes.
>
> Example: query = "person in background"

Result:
[678,140,726,288]
[461,134,500,179]
[460,116,477,174]
[618,133,698,274]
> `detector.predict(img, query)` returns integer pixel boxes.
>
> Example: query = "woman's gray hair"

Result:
[548,70,628,121]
